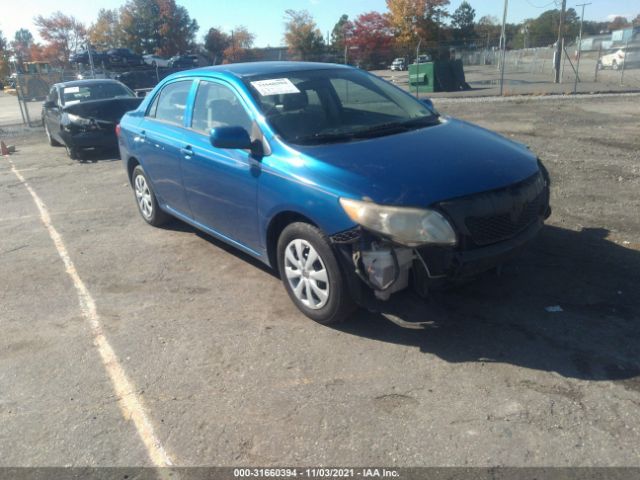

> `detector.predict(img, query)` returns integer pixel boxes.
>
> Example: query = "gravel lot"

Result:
[1,94,639,467]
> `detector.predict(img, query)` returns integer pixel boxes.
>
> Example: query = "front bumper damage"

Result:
[331,170,551,304]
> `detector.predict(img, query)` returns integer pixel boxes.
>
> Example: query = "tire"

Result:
[131,165,169,227]
[65,144,80,160]
[45,123,61,146]
[277,222,356,324]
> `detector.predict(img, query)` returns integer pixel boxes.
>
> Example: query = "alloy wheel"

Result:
[134,174,153,219]
[284,239,330,310]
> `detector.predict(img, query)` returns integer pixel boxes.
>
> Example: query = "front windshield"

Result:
[244,68,438,145]
[62,83,134,105]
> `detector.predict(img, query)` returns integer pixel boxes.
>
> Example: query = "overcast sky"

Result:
[1,0,637,47]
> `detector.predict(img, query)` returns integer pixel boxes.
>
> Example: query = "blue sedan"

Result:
[117,62,551,324]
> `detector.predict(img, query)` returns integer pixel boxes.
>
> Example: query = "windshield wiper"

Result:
[351,115,440,139]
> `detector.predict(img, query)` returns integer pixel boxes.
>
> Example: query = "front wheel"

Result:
[277,222,356,324]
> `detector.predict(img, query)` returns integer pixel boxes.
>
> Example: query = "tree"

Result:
[633,14,640,27]
[119,0,198,55]
[386,0,450,52]
[204,27,230,64]
[475,15,499,47]
[0,30,9,78]
[156,0,199,56]
[330,14,353,52]
[451,1,476,43]
[223,26,255,63]
[89,9,122,49]
[608,16,630,31]
[12,28,34,62]
[524,9,579,48]
[349,12,393,69]
[33,13,86,65]
[283,9,325,60]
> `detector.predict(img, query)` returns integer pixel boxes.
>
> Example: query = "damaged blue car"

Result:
[117,62,551,324]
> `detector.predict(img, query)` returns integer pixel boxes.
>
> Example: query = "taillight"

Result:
[115,124,121,137]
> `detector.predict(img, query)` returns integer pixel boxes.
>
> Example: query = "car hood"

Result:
[63,97,143,123]
[292,117,540,206]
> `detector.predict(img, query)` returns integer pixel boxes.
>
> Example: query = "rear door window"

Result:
[147,80,193,126]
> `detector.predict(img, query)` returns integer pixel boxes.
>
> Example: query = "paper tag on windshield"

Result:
[64,86,80,94]
[250,78,300,96]
[64,100,81,105]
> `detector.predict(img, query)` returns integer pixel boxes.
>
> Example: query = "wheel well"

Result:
[266,211,317,272]
[127,157,140,184]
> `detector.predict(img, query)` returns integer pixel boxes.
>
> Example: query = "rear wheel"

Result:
[131,165,169,226]
[277,222,356,324]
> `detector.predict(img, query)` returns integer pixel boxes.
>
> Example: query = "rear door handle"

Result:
[136,130,147,143]
[180,145,193,158]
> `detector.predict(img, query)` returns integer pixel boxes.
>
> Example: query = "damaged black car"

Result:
[42,79,142,160]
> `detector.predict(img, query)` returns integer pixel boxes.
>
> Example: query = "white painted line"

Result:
[8,158,174,468]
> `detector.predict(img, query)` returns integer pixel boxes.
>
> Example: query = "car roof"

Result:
[54,79,124,88]
[179,61,353,79]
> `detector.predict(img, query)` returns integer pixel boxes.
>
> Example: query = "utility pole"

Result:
[554,0,567,83]
[574,3,591,93]
[499,0,509,96]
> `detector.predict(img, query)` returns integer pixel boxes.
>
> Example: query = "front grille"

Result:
[330,227,361,244]
[465,193,544,246]
[438,171,549,248]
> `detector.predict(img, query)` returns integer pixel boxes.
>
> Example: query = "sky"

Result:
[1,0,638,47]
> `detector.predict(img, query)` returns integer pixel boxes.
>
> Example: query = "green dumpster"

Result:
[409,60,470,93]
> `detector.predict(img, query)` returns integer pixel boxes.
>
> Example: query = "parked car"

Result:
[76,69,109,80]
[114,70,160,91]
[117,62,551,324]
[106,49,144,68]
[167,55,199,68]
[390,58,406,71]
[70,50,106,65]
[414,54,432,64]
[598,45,640,70]
[143,54,170,67]
[42,79,142,160]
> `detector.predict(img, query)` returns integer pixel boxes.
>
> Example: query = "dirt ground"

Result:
[1,94,639,468]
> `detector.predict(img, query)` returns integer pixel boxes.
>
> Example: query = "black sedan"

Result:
[42,80,142,160]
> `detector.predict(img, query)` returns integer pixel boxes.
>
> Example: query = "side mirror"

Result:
[420,98,434,110]
[43,99,56,109]
[210,126,253,151]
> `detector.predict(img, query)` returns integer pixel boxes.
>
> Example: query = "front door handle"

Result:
[180,145,193,158]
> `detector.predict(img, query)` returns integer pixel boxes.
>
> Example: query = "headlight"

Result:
[339,198,457,247]
[67,113,91,125]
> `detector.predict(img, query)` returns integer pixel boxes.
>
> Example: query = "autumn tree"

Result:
[33,13,86,65]
[204,28,230,64]
[223,26,255,63]
[156,0,199,56]
[89,9,122,49]
[0,30,9,78]
[349,12,393,69]
[330,14,353,53]
[283,10,325,60]
[608,16,630,31]
[386,0,450,52]
[120,0,198,55]
[451,1,476,43]
[12,28,34,62]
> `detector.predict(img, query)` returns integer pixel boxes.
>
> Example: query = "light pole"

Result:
[574,2,591,93]
[554,0,567,83]
[499,0,509,96]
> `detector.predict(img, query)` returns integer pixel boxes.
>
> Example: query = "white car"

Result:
[143,54,170,67]
[390,58,406,71]
[599,45,640,70]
